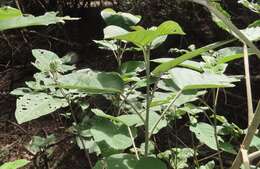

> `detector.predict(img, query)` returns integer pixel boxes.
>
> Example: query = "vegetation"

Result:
[0,0,260,169]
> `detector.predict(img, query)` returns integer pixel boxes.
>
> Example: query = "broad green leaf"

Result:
[56,70,124,94]
[158,148,194,169]
[76,137,101,155]
[32,49,61,72]
[152,40,234,75]
[151,90,206,108]
[90,118,136,150]
[0,159,29,169]
[94,154,166,169]
[10,87,32,96]
[190,122,219,150]
[101,8,141,29]
[150,35,168,50]
[219,142,236,154]
[26,135,56,155]
[250,136,260,150]
[238,0,260,13]
[134,157,167,169]
[93,108,167,134]
[106,20,185,47]
[216,47,254,64]
[152,58,202,72]
[249,20,260,27]
[92,108,141,127]
[104,25,129,39]
[210,2,231,31]
[167,68,238,90]
[0,12,78,31]
[137,111,167,134]
[32,49,75,73]
[93,153,137,169]
[241,26,260,42]
[0,6,22,20]
[15,93,68,124]
[139,142,155,155]
[120,61,145,82]
[93,40,119,51]
[198,161,215,169]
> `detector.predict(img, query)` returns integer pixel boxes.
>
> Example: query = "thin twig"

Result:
[243,43,254,126]
[212,89,224,169]
[241,146,250,169]
[149,90,182,137]
[231,101,260,169]
[128,127,140,160]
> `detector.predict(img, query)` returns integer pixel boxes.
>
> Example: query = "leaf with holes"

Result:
[32,49,75,73]
[0,12,78,31]
[15,93,68,124]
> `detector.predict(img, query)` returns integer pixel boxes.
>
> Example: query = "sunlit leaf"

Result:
[105,20,185,47]
[238,0,260,13]
[0,12,78,31]
[152,40,234,75]
[198,161,215,169]
[56,70,124,94]
[216,47,254,63]
[0,159,30,169]
[167,68,238,90]
[241,26,260,42]
[101,8,141,29]
[152,58,202,72]
[0,6,22,20]
[15,93,68,124]
[32,49,75,73]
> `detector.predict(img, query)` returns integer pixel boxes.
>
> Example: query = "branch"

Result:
[231,101,260,169]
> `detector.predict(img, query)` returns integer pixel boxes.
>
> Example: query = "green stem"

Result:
[143,47,151,157]
[212,89,224,169]
[149,90,182,137]
[203,0,260,59]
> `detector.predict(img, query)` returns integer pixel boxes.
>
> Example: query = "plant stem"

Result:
[212,89,224,169]
[143,47,151,157]
[128,127,140,160]
[243,43,254,126]
[231,101,260,169]
[190,0,260,59]
[149,90,182,137]
[50,71,93,168]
